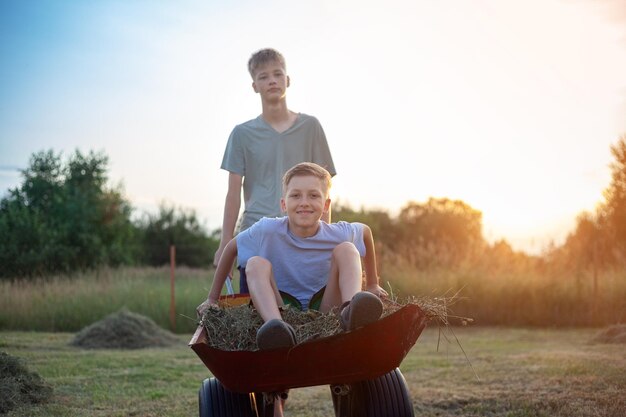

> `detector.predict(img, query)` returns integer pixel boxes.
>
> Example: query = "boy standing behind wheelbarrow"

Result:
[197,162,388,350]
[214,48,336,294]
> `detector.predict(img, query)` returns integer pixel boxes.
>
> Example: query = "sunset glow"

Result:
[1,0,625,254]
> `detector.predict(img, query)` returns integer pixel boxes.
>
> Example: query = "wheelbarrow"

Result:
[189,294,428,417]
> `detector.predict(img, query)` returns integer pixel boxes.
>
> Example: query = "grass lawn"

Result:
[2,326,625,416]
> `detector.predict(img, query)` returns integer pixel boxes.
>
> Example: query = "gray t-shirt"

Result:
[236,217,366,309]
[221,113,336,231]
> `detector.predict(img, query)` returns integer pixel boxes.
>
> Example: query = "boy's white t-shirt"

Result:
[236,217,366,309]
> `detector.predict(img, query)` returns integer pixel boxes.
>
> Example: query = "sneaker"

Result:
[256,319,297,350]
[340,291,383,331]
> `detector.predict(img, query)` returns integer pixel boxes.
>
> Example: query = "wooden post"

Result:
[170,244,176,332]
[592,240,599,325]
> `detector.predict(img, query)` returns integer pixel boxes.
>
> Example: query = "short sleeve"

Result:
[334,221,365,256]
[221,127,245,176]
[310,118,336,177]
[235,218,263,267]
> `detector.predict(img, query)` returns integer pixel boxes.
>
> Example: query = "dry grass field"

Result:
[2,326,625,416]
[286,326,626,417]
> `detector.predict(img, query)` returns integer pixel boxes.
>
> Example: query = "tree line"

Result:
[2,136,625,279]
[545,136,626,286]
[342,136,626,273]
[0,150,218,278]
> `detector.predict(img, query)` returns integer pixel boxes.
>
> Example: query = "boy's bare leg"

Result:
[246,256,283,322]
[319,242,362,313]
[246,257,288,417]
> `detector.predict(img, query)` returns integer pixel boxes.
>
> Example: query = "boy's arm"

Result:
[214,172,243,266]
[362,225,388,298]
[197,238,238,316]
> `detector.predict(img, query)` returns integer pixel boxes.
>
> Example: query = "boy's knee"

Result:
[246,256,272,276]
[332,242,359,258]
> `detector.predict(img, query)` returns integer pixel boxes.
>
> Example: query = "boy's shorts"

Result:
[238,266,249,294]
[280,287,325,311]
[238,266,325,311]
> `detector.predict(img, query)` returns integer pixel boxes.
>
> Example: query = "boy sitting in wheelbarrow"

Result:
[197,162,388,350]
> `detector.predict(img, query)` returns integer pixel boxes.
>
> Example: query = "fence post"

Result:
[170,244,176,332]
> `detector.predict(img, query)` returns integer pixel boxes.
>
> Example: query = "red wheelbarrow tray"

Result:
[189,294,428,394]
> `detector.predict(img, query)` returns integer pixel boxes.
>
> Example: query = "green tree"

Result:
[333,199,485,268]
[333,203,397,248]
[600,135,626,262]
[554,136,626,271]
[397,197,484,266]
[0,150,138,278]
[138,203,219,267]
[563,212,607,269]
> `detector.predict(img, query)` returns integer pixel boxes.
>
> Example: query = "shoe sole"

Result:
[345,292,383,331]
[256,319,296,350]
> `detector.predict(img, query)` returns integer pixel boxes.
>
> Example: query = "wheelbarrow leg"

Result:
[261,391,288,417]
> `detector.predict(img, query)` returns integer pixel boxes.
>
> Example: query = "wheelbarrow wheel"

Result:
[199,377,273,417]
[331,368,415,417]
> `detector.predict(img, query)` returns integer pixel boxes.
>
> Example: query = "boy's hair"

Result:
[248,48,287,78]
[282,162,332,196]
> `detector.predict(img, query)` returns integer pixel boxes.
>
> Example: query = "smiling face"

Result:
[251,60,290,103]
[281,174,330,237]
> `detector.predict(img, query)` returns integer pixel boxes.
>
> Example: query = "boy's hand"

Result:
[196,298,219,318]
[366,283,388,299]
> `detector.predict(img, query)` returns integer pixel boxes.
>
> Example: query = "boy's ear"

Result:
[324,198,331,213]
[252,81,259,93]
[286,75,291,88]
[280,198,287,212]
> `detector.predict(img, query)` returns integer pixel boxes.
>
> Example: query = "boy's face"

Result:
[252,60,290,102]
[281,175,330,236]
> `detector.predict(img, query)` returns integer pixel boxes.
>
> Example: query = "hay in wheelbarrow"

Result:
[200,296,448,351]
[70,308,181,349]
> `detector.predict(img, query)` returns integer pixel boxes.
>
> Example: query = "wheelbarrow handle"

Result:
[225,274,234,296]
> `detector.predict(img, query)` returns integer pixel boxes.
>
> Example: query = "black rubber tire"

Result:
[332,368,415,417]
[199,377,273,417]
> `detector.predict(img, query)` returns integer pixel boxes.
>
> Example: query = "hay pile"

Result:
[70,308,181,349]
[590,324,626,344]
[200,297,447,351]
[0,352,52,414]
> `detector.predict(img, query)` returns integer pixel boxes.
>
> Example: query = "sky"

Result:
[1,0,625,255]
